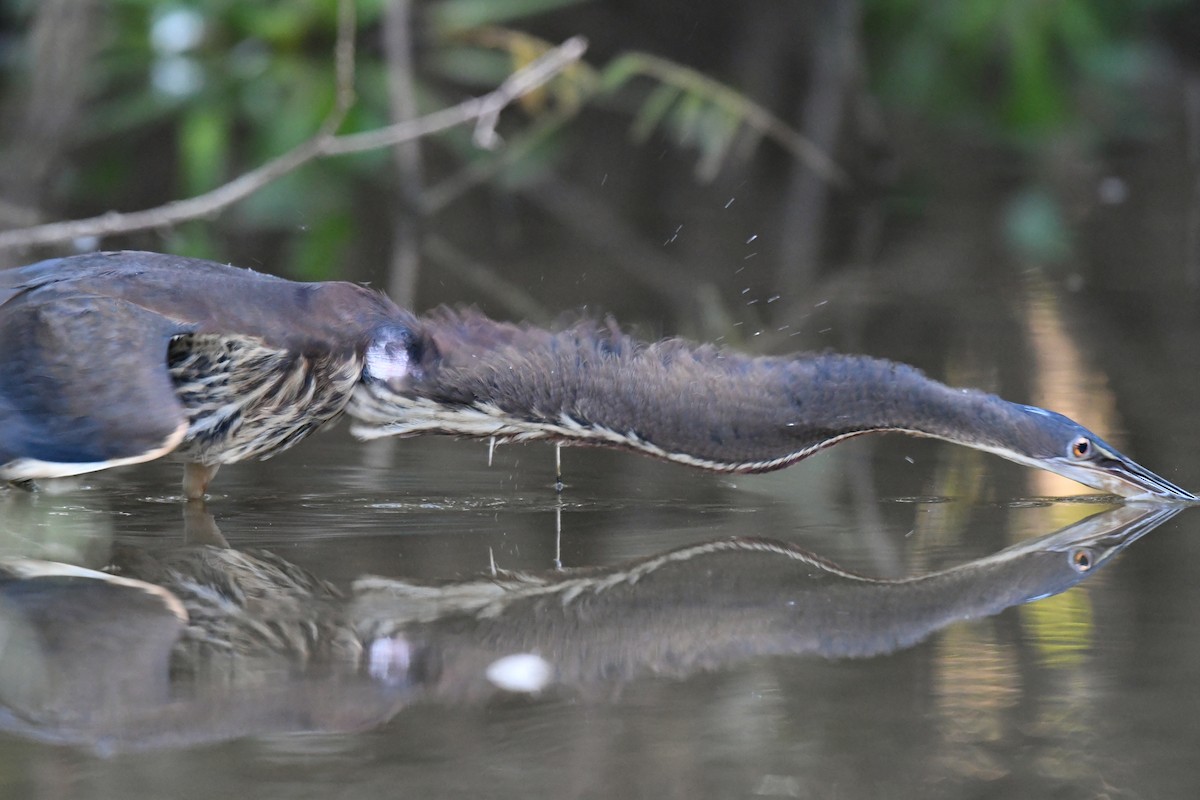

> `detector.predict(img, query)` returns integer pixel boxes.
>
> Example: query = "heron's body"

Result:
[0,251,1192,502]
[0,252,418,494]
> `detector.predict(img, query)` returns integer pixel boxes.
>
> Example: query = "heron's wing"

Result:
[0,289,189,478]
[2,251,403,350]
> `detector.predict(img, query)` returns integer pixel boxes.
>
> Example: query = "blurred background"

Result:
[1,0,1197,331]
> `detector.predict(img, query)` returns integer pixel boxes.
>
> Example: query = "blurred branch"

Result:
[0,9,588,254]
[422,234,550,323]
[323,36,587,155]
[601,52,850,188]
[327,0,359,128]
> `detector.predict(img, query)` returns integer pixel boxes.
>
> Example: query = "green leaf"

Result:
[667,90,707,147]
[288,212,353,280]
[629,82,681,142]
[596,53,643,93]
[426,45,516,87]
[178,105,229,194]
[1055,0,1104,59]
[693,106,742,182]
[1005,24,1065,131]
[429,0,590,36]
[164,222,220,260]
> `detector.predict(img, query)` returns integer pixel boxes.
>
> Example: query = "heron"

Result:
[0,250,1192,502]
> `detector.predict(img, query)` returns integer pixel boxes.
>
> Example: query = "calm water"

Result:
[3,268,1200,799]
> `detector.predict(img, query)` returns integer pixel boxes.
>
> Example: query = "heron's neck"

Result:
[349,312,1021,472]
[780,354,1022,456]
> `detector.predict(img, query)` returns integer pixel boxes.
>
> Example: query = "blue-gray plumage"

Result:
[0,251,1192,502]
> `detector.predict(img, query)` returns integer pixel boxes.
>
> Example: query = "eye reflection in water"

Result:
[0,504,1178,753]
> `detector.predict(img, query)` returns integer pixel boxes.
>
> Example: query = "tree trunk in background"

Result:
[383,0,425,307]
[775,0,860,301]
[0,0,107,266]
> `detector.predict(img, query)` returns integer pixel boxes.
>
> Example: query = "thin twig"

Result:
[326,36,587,155]
[323,0,358,132]
[472,35,588,149]
[0,29,588,253]
[0,135,325,252]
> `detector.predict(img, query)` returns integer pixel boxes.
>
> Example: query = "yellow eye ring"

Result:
[1071,548,1093,572]
[1071,438,1090,459]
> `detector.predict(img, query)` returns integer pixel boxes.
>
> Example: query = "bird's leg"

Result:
[183,463,220,501]
[182,462,227,545]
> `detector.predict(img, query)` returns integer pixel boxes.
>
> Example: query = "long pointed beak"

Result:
[1054,450,1196,503]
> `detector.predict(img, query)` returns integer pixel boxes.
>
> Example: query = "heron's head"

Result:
[990,405,1195,502]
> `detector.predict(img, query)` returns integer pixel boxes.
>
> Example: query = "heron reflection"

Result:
[1,251,1191,502]
[0,505,1176,752]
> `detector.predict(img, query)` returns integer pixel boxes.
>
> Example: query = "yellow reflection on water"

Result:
[929,623,1020,778]
[1007,276,1105,659]
[1020,586,1094,668]
[1022,278,1123,501]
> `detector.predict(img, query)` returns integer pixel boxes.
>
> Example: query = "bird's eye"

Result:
[1070,437,1091,460]
[1070,548,1094,572]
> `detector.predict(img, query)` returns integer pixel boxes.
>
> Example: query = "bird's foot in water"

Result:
[182,463,221,502]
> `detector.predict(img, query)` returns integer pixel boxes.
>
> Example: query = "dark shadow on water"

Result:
[0,504,1177,754]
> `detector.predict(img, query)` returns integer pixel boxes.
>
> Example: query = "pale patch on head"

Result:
[364,336,412,384]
